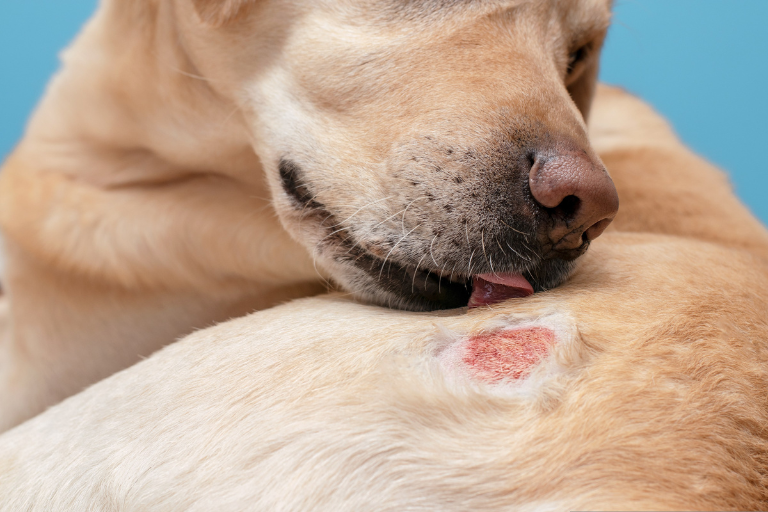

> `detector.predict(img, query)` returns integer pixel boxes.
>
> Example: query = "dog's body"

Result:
[1,88,766,510]
[0,0,621,430]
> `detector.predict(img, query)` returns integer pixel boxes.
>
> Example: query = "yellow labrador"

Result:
[0,0,618,430]
[1,89,765,510]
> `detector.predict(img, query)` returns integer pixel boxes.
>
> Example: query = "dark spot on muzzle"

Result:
[279,158,322,209]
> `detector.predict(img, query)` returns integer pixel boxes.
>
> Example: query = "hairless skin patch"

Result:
[435,317,571,392]
[463,327,556,383]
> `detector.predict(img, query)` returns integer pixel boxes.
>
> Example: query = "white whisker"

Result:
[506,241,533,264]
[378,223,421,281]
[429,234,440,267]
[449,261,459,282]
[481,229,495,276]
[331,196,395,229]
[372,208,408,230]
[438,261,448,294]
[499,218,529,239]
[401,196,429,235]
[412,253,428,293]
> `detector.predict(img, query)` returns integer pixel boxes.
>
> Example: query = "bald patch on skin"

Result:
[464,327,556,382]
[436,323,562,388]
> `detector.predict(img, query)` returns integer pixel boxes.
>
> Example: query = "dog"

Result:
[1,88,766,510]
[0,0,618,430]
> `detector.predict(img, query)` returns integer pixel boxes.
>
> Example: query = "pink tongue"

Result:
[468,273,534,309]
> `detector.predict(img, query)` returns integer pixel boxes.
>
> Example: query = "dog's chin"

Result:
[322,247,577,312]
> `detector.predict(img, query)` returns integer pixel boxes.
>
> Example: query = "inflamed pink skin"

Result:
[438,324,559,386]
[463,327,556,382]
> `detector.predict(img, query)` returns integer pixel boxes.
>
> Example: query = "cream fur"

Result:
[0,0,615,430]
[0,88,766,510]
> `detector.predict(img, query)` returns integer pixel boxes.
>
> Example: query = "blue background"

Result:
[1,0,766,223]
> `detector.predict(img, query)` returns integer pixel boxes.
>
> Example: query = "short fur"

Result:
[0,88,766,510]
[0,0,614,430]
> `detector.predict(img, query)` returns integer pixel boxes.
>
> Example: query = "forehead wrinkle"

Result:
[304,0,611,62]
[374,0,611,44]
[354,0,535,23]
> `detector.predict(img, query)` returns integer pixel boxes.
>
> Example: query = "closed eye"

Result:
[567,44,590,75]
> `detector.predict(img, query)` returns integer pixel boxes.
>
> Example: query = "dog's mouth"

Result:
[340,245,557,312]
[313,216,578,311]
[279,158,576,312]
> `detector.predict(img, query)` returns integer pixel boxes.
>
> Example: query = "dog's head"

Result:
[181,0,618,311]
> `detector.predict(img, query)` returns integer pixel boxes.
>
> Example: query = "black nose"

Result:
[528,148,619,251]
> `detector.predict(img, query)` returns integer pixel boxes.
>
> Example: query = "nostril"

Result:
[583,217,613,242]
[528,146,618,250]
[549,194,581,223]
[526,151,536,171]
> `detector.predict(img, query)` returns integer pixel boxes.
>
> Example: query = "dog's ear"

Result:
[191,0,255,26]
[567,55,599,123]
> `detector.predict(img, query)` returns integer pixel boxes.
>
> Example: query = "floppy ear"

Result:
[567,55,599,123]
[191,0,255,26]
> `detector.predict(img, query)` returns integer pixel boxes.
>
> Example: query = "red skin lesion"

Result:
[463,327,556,382]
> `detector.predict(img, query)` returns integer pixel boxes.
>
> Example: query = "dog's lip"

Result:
[352,246,472,309]
[467,273,534,309]
[354,244,536,310]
